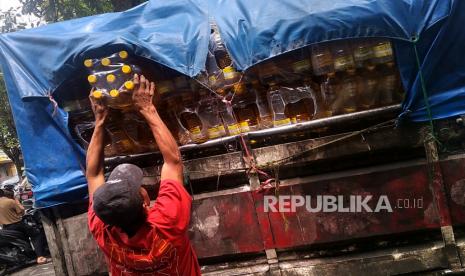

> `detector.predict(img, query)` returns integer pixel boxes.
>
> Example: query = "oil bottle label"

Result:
[223,67,238,80]
[227,124,241,135]
[292,60,311,73]
[354,47,373,61]
[273,118,291,127]
[239,121,250,132]
[373,43,393,58]
[207,125,225,139]
[334,56,353,71]
[189,126,202,135]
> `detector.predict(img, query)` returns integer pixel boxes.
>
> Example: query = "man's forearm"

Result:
[140,106,181,166]
[86,121,106,194]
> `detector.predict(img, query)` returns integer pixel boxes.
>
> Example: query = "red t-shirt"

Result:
[88,179,201,276]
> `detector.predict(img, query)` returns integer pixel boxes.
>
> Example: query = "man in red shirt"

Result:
[85,74,201,275]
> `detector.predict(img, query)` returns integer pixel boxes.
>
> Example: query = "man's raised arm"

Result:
[85,95,108,195]
[132,74,183,183]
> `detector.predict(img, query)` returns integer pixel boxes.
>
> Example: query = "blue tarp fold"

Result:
[0,0,464,207]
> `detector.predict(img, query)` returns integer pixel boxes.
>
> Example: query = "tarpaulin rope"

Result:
[47,92,58,117]
[411,36,441,146]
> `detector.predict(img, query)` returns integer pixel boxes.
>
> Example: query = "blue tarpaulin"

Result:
[0,0,464,207]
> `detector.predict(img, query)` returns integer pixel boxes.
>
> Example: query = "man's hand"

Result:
[132,74,156,115]
[89,89,108,125]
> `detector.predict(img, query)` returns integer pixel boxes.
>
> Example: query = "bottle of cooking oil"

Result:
[311,43,335,76]
[232,82,260,132]
[157,80,175,97]
[86,51,140,110]
[104,112,136,156]
[339,69,358,114]
[284,78,317,123]
[291,48,312,75]
[178,93,207,143]
[216,88,241,136]
[211,23,232,69]
[377,62,399,106]
[352,39,375,69]
[372,39,394,65]
[320,72,341,117]
[198,89,226,140]
[250,80,273,129]
[332,41,355,73]
[358,65,379,110]
[267,83,292,127]
[122,111,157,153]
[206,51,224,90]
[164,96,192,145]
[257,59,283,85]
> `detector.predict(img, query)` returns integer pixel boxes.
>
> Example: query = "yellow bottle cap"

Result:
[110,89,119,97]
[119,51,128,59]
[101,58,111,66]
[124,80,135,90]
[106,74,116,83]
[121,65,132,74]
[87,75,97,84]
[92,90,103,99]
[223,66,235,73]
[84,59,93,68]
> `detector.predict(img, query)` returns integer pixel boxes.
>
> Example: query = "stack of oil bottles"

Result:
[62,26,404,157]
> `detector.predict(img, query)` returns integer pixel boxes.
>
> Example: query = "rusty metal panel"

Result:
[439,155,465,225]
[254,163,441,250]
[188,190,264,258]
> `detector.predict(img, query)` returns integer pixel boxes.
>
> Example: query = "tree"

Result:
[0,75,24,179]
[0,8,29,179]
[20,0,144,22]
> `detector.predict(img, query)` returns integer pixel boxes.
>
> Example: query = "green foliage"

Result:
[20,0,145,22]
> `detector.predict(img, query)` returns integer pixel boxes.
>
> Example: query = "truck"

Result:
[1,0,465,275]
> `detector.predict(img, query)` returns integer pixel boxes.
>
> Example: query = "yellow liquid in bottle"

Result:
[320,73,340,117]
[341,70,358,114]
[285,98,315,123]
[233,103,260,132]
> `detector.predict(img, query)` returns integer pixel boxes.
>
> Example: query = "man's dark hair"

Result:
[0,189,4,197]
[2,189,14,199]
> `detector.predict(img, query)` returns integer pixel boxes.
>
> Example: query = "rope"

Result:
[411,36,440,146]
[47,92,58,117]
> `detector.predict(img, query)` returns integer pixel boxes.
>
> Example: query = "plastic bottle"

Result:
[85,51,140,110]
[250,80,273,129]
[257,60,281,85]
[291,48,313,75]
[197,89,226,140]
[372,39,394,65]
[165,96,192,145]
[284,78,317,123]
[320,72,341,117]
[377,62,399,106]
[311,43,335,76]
[332,41,355,73]
[232,82,260,132]
[339,69,358,114]
[122,111,157,153]
[178,93,207,143]
[357,65,379,110]
[352,39,375,69]
[267,83,292,127]
[104,113,136,156]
